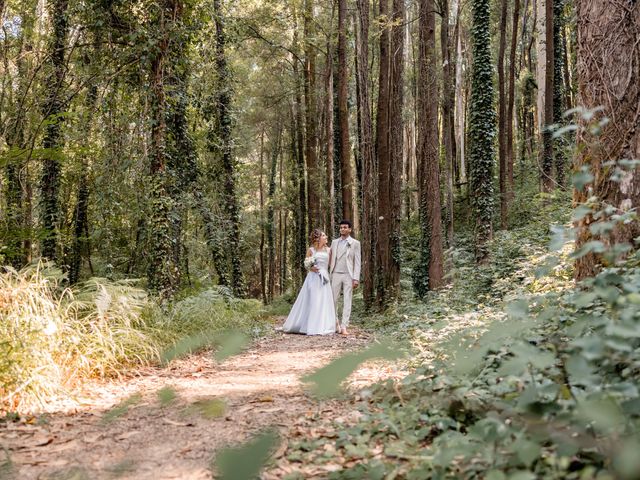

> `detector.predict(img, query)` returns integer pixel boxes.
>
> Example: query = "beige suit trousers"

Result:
[331,272,353,329]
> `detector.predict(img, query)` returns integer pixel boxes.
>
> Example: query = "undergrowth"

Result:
[282,162,640,478]
[0,266,269,413]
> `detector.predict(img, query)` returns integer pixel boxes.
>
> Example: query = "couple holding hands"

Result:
[282,220,362,336]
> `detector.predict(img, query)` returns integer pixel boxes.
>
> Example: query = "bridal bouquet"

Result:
[303,255,317,270]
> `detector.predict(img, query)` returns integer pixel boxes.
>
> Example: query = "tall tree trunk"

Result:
[574,1,640,280]
[469,0,496,262]
[440,0,455,247]
[540,0,555,192]
[454,3,467,187]
[376,0,404,307]
[376,0,392,306]
[498,0,509,228]
[304,0,321,228]
[214,0,245,296]
[355,0,377,310]
[325,35,336,234]
[337,0,353,222]
[258,130,267,304]
[552,0,566,187]
[266,128,281,303]
[292,44,308,285]
[506,0,520,206]
[388,0,404,298]
[69,75,98,284]
[147,0,179,297]
[414,0,444,296]
[4,22,29,268]
[40,0,69,262]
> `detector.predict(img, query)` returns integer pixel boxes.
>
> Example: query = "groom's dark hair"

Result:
[339,219,352,229]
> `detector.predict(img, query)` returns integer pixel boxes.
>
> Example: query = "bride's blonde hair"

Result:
[309,229,324,248]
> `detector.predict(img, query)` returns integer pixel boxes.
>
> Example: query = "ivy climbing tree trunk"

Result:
[39,0,69,262]
[506,0,520,208]
[498,0,509,228]
[574,1,640,280]
[469,0,496,262]
[552,0,566,187]
[541,0,555,192]
[413,0,444,296]
[214,0,245,296]
[147,0,182,298]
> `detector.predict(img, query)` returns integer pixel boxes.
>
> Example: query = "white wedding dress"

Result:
[282,247,336,335]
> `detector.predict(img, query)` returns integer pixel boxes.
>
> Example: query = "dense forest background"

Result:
[0,0,600,302]
[1,0,640,478]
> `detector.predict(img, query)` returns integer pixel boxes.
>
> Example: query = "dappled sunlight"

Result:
[3,328,399,479]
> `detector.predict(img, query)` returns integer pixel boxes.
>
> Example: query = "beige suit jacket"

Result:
[329,236,361,280]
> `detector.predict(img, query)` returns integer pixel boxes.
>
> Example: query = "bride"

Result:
[282,229,337,335]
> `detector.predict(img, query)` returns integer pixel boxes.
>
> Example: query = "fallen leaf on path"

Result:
[162,418,195,427]
[116,431,140,440]
[252,395,274,403]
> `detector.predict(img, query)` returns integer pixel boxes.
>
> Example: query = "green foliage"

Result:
[468,0,496,261]
[303,341,404,398]
[0,265,268,413]
[213,430,279,480]
[283,161,640,479]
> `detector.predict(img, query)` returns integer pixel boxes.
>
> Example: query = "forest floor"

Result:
[1,318,404,480]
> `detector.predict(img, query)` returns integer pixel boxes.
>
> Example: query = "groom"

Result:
[329,220,361,335]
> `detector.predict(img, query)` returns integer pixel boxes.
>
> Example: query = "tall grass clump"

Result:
[0,263,162,412]
[1,264,271,413]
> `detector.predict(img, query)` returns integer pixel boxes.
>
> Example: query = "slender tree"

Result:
[541,0,555,192]
[375,0,392,305]
[304,0,321,228]
[147,0,180,297]
[376,0,405,307]
[414,0,444,296]
[552,0,566,187]
[355,0,377,309]
[498,0,509,227]
[440,0,455,246]
[213,0,245,296]
[468,0,496,262]
[506,0,520,206]
[266,127,281,302]
[337,0,353,223]
[40,0,69,261]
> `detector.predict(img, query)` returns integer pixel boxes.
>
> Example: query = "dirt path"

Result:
[1,326,400,480]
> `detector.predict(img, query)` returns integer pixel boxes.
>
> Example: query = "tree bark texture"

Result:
[304,0,321,229]
[440,0,455,247]
[337,0,353,223]
[574,1,640,280]
[376,0,404,307]
[414,0,444,296]
[355,0,377,310]
[542,0,555,192]
[40,0,69,262]
[506,0,520,206]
